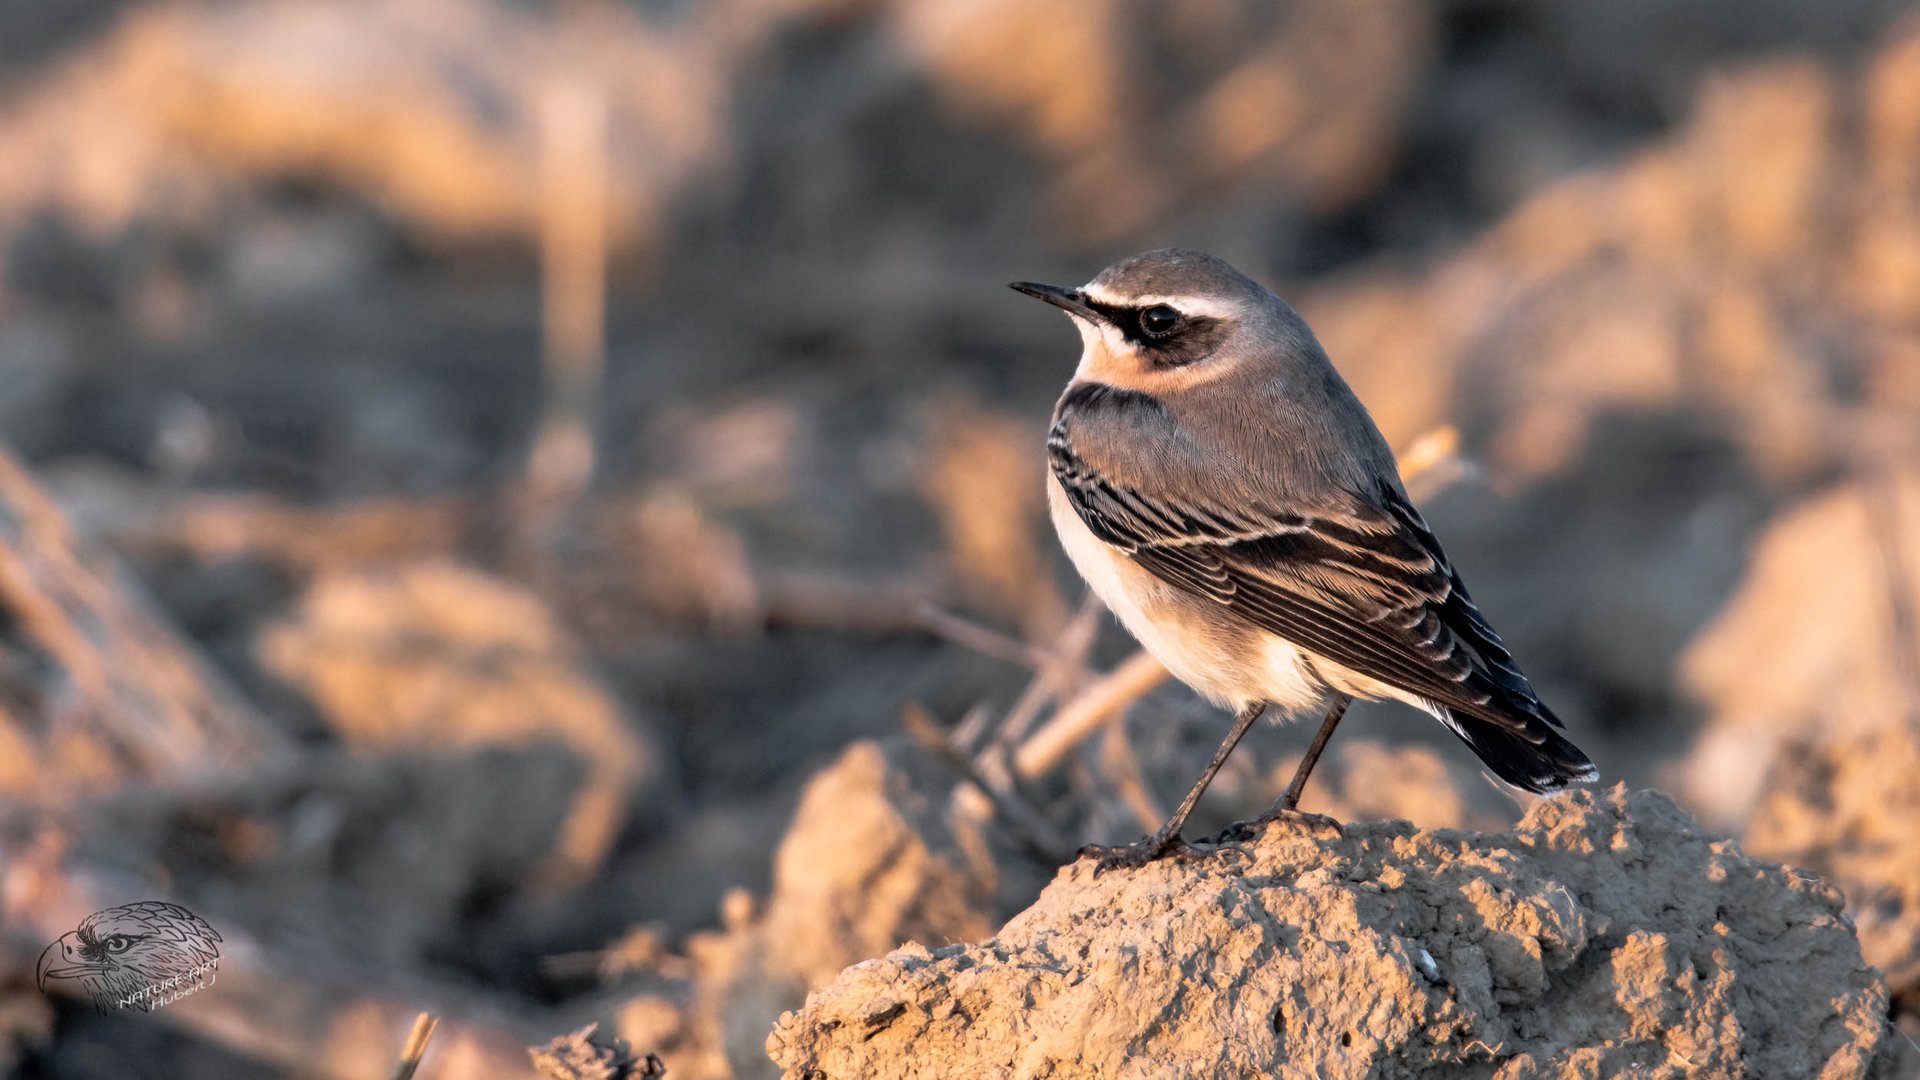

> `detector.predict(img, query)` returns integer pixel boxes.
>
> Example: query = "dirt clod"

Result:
[769,787,1893,1078]
[258,559,665,884]
[1748,723,1920,1007]
[531,1022,664,1080]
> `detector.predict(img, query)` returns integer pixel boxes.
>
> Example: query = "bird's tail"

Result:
[1442,708,1598,795]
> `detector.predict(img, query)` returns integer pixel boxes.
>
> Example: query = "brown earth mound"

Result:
[768,787,1895,1078]
[1748,722,1920,1013]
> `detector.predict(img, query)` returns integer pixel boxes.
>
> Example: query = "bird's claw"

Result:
[1261,805,1343,837]
[1211,807,1344,846]
[1076,834,1249,875]
[1076,836,1184,874]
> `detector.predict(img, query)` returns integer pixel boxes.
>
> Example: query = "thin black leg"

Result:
[1280,694,1350,810]
[1080,701,1266,871]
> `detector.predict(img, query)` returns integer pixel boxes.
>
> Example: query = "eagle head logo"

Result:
[37,902,222,1012]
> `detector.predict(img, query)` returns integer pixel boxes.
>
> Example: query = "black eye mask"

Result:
[1081,298,1229,368]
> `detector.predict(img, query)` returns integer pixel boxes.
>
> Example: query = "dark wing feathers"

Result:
[1049,394,1595,791]
[1141,532,1515,726]
[1049,432,1310,549]
[1055,429,1530,729]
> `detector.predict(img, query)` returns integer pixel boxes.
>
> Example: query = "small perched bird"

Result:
[1012,249,1595,868]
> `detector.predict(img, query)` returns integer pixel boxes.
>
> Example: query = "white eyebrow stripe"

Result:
[1077,285,1240,320]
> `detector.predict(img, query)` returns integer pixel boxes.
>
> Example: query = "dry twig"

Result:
[995,596,1102,746]
[1099,721,1165,833]
[524,76,610,519]
[916,605,1052,669]
[1013,651,1171,780]
[390,1013,440,1080]
[904,703,1072,862]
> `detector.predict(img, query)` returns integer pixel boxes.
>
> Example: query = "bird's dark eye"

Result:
[105,936,133,952]
[1138,305,1180,338]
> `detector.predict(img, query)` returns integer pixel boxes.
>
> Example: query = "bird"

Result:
[1011,248,1596,869]
[37,901,222,1012]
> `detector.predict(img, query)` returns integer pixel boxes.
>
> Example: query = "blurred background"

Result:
[1,0,1918,1075]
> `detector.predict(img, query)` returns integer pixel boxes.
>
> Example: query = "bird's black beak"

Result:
[1010,281,1104,323]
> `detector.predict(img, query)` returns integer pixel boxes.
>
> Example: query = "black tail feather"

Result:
[1443,709,1598,795]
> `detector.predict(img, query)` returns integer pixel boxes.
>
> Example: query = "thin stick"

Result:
[1099,721,1165,832]
[1014,650,1169,780]
[391,1012,440,1080]
[525,76,608,513]
[948,701,995,755]
[904,704,1070,861]
[917,605,1051,669]
[996,596,1102,746]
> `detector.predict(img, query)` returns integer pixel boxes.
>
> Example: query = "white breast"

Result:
[1046,475,1329,717]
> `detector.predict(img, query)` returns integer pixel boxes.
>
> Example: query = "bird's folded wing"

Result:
[1050,419,1557,736]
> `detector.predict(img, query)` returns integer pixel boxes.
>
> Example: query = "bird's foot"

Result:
[1076,833,1241,875]
[1076,834,1183,874]
[1267,805,1343,837]
[1214,806,1343,845]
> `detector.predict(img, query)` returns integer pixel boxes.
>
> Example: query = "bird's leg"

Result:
[1079,701,1266,873]
[1240,693,1351,836]
[1281,693,1349,809]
